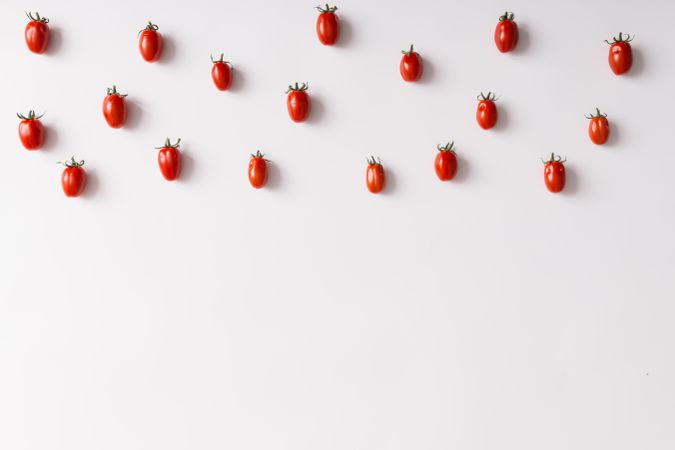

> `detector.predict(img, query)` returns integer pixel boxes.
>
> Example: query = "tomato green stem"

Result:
[316,3,338,13]
[106,85,128,97]
[17,110,44,121]
[585,107,607,119]
[139,21,159,35]
[367,156,382,166]
[26,11,49,23]
[285,82,309,93]
[477,92,499,102]
[401,44,416,55]
[437,141,456,152]
[499,11,515,21]
[57,156,85,168]
[541,153,566,164]
[155,138,181,149]
[605,32,634,44]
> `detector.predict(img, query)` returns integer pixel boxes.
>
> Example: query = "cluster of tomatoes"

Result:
[19,7,635,197]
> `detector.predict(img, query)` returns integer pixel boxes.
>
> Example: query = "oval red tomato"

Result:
[248,151,268,189]
[494,11,518,53]
[366,157,385,194]
[316,4,339,45]
[59,157,87,197]
[286,82,310,122]
[17,110,45,150]
[400,45,423,82]
[211,54,233,91]
[102,85,128,129]
[139,22,163,62]
[542,153,566,193]
[586,108,609,145]
[605,33,633,75]
[476,92,498,130]
[25,12,49,54]
[434,142,458,181]
[156,138,181,181]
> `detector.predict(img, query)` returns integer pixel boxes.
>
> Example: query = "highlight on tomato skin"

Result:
[138,21,163,62]
[476,92,499,130]
[25,11,50,54]
[541,153,566,193]
[17,110,45,150]
[286,82,311,122]
[366,156,385,194]
[211,54,233,91]
[248,150,269,189]
[58,156,87,198]
[605,32,634,75]
[400,44,423,82]
[155,138,182,181]
[494,11,518,53]
[316,4,339,45]
[434,142,458,181]
[585,108,610,145]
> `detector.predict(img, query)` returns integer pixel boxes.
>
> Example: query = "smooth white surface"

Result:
[1,0,674,448]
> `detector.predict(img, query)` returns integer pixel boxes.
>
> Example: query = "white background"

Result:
[1,0,674,448]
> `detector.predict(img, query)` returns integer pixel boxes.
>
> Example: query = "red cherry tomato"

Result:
[286,82,311,122]
[366,156,385,194]
[156,138,181,181]
[494,11,518,53]
[400,45,423,82]
[17,110,45,150]
[586,108,609,145]
[102,85,128,129]
[605,33,633,75]
[316,4,339,45]
[59,157,86,197]
[248,150,269,189]
[434,142,458,181]
[25,12,49,54]
[542,153,566,193]
[211,54,232,91]
[139,22,163,62]
[476,92,498,130]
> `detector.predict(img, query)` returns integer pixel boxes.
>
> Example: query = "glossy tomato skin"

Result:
[18,118,45,150]
[589,116,609,145]
[248,154,268,189]
[25,18,49,54]
[62,167,86,197]
[435,150,457,181]
[139,26,163,62]
[212,62,232,91]
[366,161,385,194]
[102,92,128,129]
[400,46,423,82]
[608,41,632,75]
[476,100,498,129]
[287,90,310,122]
[494,14,518,52]
[544,161,566,193]
[158,147,181,181]
[316,11,339,45]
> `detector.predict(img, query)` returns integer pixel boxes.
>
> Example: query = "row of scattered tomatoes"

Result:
[20,7,633,197]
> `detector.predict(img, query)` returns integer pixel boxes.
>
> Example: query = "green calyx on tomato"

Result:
[26,11,49,23]
[477,92,499,102]
[17,110,44,121]
[605,32,634,44]
[437,142,456,153]
[210,53,232,66]
[286,82,309,93]
[155,138,181,150]
[139,21,159,35]
[367,156,382,166]
[316,3,338,13]
[401,44,417,55]
[498,11,515,21]
[250,150,268,161]
[58,156,85,168]
[541,153,566,165]
[585,107,607,119]
[106,85,127,97]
